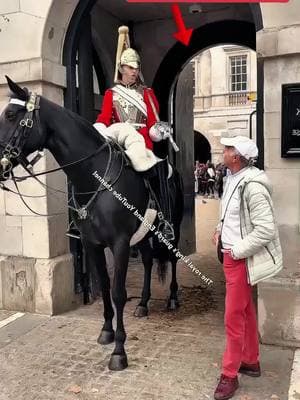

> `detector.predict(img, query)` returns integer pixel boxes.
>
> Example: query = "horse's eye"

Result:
[5,110,16,121]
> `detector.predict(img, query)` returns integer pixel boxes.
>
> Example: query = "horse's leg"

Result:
[82,242,115,345]
[134,239,153,318]
[96,246,115,345]
[109,240,129,371]
[167,254,180,310]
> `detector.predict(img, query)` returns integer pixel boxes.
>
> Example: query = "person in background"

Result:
[194,161,200,195]
[215,163,225,199]
[206,162,216,198]
[200,164,208,197]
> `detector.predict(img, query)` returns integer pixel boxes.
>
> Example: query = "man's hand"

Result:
[212,230,220,246]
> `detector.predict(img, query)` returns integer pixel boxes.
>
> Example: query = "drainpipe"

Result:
[249,109,257,140]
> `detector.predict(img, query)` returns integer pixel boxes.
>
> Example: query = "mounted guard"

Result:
[93,25,178,241]
[0,74,184,371]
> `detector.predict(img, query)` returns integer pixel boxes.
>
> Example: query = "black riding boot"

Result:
[145,158,175,241]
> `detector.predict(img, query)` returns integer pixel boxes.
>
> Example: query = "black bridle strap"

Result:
[0,94,39,178]
[70,143,125,217]
[13,142,109,181]
[1,93,110,182]
[9,97,36,151]
[1,92,125,219]
[27,151,44,169]
[11,171,50,217]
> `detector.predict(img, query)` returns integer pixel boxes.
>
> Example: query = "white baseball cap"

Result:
[220,136,258,160]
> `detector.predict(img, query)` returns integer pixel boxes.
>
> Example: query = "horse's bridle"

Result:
[0,93,110,181]
[0,92,43,179]
[0,92,126,221]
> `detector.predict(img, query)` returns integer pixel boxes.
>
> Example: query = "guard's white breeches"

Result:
[94,122,157,172]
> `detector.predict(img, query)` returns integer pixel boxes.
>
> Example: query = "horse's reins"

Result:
[0,92,124,218]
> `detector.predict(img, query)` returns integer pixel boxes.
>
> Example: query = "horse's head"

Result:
[0,76,47,181]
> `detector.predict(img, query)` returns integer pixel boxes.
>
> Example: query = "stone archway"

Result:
[37,0,265,311]
[194,131,211,164]
[41,1,82,65]
[153,19,263,257]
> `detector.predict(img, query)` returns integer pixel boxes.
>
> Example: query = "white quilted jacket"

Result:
[230,167,283,286]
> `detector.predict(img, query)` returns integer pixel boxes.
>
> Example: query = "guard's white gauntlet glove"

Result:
[149,122,173,142]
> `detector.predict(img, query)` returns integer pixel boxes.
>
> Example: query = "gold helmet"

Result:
[120,48,140,69]
[114,26,143,83]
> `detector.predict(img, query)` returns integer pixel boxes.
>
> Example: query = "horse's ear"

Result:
[5,75,28,101]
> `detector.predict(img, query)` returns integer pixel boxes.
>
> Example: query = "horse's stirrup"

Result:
[157,220,175,242]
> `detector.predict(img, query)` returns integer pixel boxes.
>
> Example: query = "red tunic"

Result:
[95,87,159,150]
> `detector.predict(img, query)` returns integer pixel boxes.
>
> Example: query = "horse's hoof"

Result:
[108,354,128,371]
[134,305,148,318]
[167,299,180,310]
[97,330,115,345]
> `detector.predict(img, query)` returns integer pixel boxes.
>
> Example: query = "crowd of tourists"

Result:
[194,160,227,198]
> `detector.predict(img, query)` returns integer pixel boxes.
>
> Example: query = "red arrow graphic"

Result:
[172,4,193,46]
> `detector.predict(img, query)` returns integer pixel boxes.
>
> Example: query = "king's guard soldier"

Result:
[93,25,176,241]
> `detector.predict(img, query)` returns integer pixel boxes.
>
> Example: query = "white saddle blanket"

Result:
[130,208,157,247]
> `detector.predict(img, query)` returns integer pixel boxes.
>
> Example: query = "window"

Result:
[229,55,247,92]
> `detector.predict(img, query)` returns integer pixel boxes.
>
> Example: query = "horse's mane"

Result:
[63,106,105,144]
[8,89,105,146]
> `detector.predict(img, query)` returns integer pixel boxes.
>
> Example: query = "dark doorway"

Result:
[62,0,263,297]
[194,131,211,164]
[63,0,103,297]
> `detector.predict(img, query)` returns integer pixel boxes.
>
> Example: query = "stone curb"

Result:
[288,349,300,400]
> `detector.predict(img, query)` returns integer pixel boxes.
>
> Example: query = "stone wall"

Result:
[0,0,80,314]
[257,0,300,347]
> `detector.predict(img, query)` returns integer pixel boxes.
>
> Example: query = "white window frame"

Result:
[229,54,248,93]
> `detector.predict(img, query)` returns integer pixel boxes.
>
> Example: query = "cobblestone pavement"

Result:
[0,251,294,400]
[0,197,296,399]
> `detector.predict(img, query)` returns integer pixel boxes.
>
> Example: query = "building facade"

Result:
[193,45,257,164]
[0,0,299,348]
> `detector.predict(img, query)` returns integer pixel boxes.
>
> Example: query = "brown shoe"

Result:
[238,362,261,377]
[214,374,239,400]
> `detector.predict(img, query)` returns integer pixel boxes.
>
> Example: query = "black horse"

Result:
[0,77,184,371]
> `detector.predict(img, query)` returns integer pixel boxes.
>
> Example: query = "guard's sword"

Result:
[147,91,179,152]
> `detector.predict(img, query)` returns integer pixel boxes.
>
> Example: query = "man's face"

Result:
[120,65,139,84]
[223,146,239,169]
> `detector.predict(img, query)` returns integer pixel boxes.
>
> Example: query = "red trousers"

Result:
[222,253,259,378]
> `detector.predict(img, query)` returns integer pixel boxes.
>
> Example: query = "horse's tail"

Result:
[152,167,184,284]
[157,259,168,284]
[153,238,169,284]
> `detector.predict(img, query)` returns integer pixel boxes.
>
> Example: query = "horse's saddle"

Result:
[108,138,131,167]
[105,138,173,179]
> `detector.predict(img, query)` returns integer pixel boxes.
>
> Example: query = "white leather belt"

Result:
[128,123,146,128]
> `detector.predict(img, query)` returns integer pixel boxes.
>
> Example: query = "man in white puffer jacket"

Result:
[212,136,283,400]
